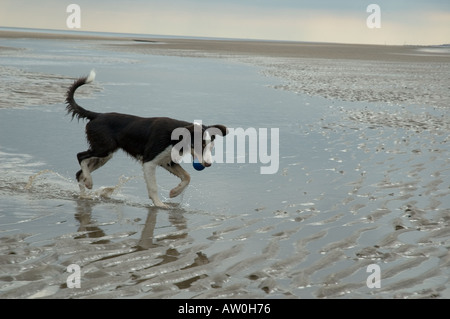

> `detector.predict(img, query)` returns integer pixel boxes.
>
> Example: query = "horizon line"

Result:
[1,26,448,48]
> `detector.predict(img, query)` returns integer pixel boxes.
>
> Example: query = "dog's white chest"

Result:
[152,145,173,166]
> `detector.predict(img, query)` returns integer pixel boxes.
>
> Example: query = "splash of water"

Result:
[25,169,54,190]
[25,169,138,201]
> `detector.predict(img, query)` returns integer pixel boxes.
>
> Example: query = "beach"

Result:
[0,29,449,299]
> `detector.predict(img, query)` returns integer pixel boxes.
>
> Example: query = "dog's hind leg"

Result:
[76,151,113,190]
[162,162,191,198]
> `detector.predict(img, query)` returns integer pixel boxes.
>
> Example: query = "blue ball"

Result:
[193,157,205,171]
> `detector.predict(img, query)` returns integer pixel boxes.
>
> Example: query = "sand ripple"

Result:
[0,66,102,109]
[255,57,450,109]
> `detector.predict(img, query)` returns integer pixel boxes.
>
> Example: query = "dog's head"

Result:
[171,123,228,167]
[184,123,228,167]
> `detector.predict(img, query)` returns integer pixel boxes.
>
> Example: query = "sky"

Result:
[1,0,449,45]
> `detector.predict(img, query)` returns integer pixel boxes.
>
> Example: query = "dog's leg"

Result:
[78,159,94,189]
[76,170,88,197]
[162,163,191,198]
[143,161,168,208]
[76,153,113,190]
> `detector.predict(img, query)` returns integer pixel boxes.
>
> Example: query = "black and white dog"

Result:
[65,70,228,208]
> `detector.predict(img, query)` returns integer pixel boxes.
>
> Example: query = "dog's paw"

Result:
[77,171,93,189]
[169,188,182,198]
[150,197,170,209]
[155,202,170,209]
[83,177,93,189]
[169,182,188,198]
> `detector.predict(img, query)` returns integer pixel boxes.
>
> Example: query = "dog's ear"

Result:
[183,123,203,136]
[183,124,195,135]
[207,125,228,139]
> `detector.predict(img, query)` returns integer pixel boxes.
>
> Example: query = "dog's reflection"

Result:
[73,199,210,289]
[74,199,107,242]
[137,204,187,250]
[73,199,187,248]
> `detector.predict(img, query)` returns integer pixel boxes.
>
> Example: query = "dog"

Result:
[65,70,228,208]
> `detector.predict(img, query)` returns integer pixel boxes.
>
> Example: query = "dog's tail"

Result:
[65,70,99,121]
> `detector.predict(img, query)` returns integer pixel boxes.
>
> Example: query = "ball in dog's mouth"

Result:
[193,157,206,171]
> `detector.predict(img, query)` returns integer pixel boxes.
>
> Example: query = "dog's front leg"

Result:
[163,163,191,198]
[78,159,94,189]
[143,161,169,208]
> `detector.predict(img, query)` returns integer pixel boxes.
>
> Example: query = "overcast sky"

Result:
[1,0,449,45]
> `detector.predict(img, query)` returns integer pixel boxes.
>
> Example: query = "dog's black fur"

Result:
[65,71,227,207]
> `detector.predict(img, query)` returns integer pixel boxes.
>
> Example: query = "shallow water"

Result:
[0,38,449,298]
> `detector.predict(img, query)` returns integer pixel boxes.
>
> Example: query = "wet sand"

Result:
[115,38,450,62]
[2,29,449,109]
[0,30,449,299]
[104,37,450,109]
[3,29,450,62]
